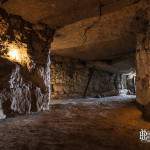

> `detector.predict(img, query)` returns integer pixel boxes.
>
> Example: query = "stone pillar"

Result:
[136,7,150,120]
[136,32,150,105]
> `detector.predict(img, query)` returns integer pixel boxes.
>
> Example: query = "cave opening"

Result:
[119,72,136,96]
[50,55,137,106]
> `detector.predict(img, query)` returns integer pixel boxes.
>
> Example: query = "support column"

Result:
[136,8,150,120]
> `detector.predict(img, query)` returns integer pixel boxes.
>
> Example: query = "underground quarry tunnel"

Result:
[0,0,150,149]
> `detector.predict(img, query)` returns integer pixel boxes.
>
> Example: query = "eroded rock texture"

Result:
[136,33,150,105]
[136,6,150,120]
[0,8,54,117]
[51,55,121,99]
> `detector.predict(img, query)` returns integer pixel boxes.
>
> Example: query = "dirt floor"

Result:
[0,96,150,150]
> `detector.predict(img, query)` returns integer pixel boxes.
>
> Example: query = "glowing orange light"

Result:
[7,48,20,62]
[2,42,31,66]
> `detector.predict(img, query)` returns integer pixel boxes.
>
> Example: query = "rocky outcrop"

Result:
[0,8,54,117]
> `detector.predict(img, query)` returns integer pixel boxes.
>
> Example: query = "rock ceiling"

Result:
[0,0,148,72]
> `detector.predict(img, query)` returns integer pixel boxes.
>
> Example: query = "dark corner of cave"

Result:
[0,0,150,150]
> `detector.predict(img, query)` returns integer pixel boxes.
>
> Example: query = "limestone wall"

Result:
[0,8,54,116]
[51,55,119,99]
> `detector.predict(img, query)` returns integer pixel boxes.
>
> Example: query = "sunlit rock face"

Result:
[0,8,54,117]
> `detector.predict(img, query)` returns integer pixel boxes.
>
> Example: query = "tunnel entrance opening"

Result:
[50,54,136,103]
[119,72,136,96]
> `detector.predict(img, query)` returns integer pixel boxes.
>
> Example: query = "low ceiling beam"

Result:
[35,0,142,28]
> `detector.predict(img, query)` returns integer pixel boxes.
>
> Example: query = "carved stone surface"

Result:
[0,8,54,116]
[136,32,150,105]
[51,55,120,99]
[136,6,150,120]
